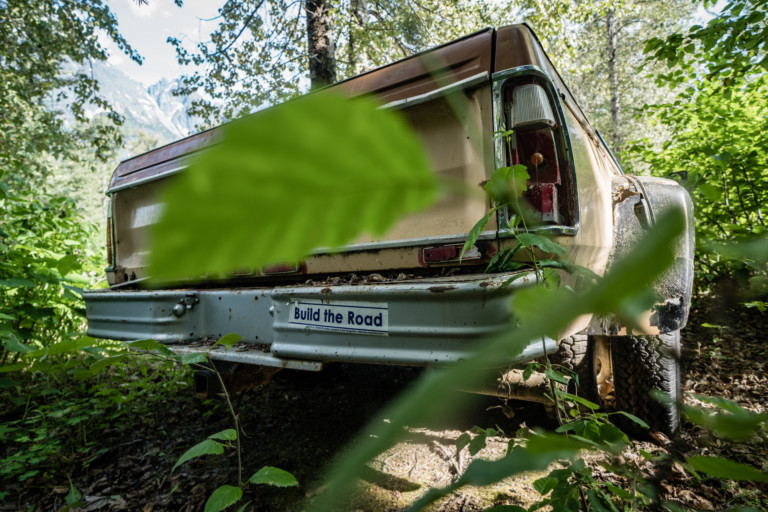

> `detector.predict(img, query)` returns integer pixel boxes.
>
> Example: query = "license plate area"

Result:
[288,300,389,336]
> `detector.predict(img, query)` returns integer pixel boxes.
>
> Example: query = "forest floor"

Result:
[2,293,767,511]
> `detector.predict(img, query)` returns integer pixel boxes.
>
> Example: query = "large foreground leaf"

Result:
[150,92,436,282]
[687,456,768,482]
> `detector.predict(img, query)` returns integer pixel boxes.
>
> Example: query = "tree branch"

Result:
[216,0,266,56]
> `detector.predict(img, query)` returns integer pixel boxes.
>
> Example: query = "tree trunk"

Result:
[306,0,337,89]
[606,8,621,159]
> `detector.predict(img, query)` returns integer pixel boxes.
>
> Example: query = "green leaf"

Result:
[544,368,569,385]
[586,488,616,512]
[456,432,471,452]
[604,482,634,501]
[215,333,243,348]
[90,354,128,373]
[209,429,237,442]
[56,254,79,276]
[127,339,177,358]
[150,92,436,283]
[515,233,566,256]
[2,338,35,354]
[522,363,538,381]
[525,432,593,454]
[409,444,579,510]
[0,377,18,389]
[686,456,768,482]
[0,364,26,373]
[127,339,164,351]
[248,466,299,487]
[171,439,225,473]
[682,396,768,440]
[613,411,650,429]
[26,336,98,358]
[558,392,600,411]
[65,478,82,506]
[533,475,559,495]
[468,432,488,456]
[460,206,500,262]
[181,353,209,365]
[0,278,35,288]
[204,485,242,512]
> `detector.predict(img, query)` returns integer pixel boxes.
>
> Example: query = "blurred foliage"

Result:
[629,0,768,290]
[150,92,436,282]
[304,211,686,510]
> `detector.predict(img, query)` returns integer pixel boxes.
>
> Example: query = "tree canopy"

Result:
[0,0,143,185]
[631,0,768,288]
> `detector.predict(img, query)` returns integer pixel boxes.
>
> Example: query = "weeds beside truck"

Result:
[84,25,694,435]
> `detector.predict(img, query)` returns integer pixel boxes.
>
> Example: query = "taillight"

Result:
[106,211,114,268]
[506,83,564,224]
[261,263,302,275]
[422,244,481,264]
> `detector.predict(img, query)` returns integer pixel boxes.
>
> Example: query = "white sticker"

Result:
[132,203,165,228]
[288,300,388,336]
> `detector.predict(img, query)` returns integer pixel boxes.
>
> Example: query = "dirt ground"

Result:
[3,294,767,511]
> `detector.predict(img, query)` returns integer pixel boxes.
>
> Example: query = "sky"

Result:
[104,0,224,86]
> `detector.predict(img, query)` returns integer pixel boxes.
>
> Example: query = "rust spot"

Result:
[614,187,641,204]
[428,285,457,293]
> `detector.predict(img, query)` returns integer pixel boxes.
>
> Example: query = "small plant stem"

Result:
[22,393,32,422]
[211,360,243,487]
[739,162,765,226]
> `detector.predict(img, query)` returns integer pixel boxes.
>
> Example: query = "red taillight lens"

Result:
[515,127,562,223]
[262,263,301,275]
[506,82,565,224]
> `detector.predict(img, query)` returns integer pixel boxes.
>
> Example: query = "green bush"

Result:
[0,178,102,365]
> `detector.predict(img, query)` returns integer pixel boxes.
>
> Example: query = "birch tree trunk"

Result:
[606,8,621,158]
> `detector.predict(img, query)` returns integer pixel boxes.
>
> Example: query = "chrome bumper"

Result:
[84,272,556,368]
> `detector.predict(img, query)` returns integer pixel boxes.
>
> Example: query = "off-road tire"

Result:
[550,334,593,398]
[611,332,681,436]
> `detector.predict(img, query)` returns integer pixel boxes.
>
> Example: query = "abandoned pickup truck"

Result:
[84,25,694,434]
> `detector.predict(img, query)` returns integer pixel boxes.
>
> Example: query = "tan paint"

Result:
[355,87,494,243]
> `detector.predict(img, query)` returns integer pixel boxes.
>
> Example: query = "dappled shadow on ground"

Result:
[3,295,767,511]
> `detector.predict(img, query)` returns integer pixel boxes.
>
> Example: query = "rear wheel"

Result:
[550,334,593,398]
[610,332,682,436]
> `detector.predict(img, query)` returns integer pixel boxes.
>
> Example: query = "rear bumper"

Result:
[84,271,557,367]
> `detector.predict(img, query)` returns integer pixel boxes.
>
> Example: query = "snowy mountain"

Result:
[66,61,200,145]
